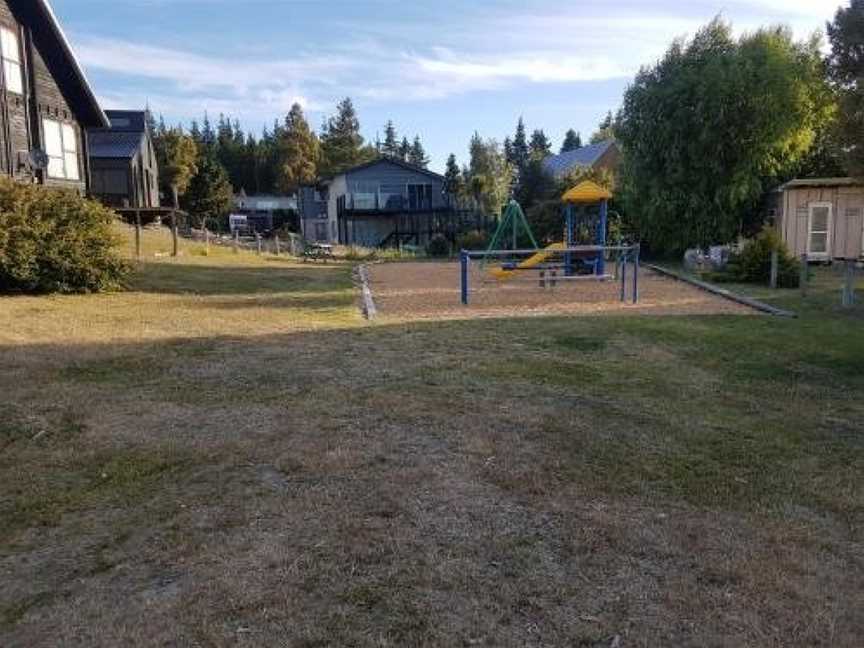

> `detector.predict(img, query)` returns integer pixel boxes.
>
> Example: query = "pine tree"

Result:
[189,120,202,145]
[382,121,400,158]
[529,129,552,159]
[408,136,429,168]
[319,97,367,176]
[276,103,320,193]
[200,113,216,150]
[398,137,411,162]
[512,118,529,174]
[561,129,583,153]
[183,152,234,229]
[443,153,463,204]
[590,111,616,144]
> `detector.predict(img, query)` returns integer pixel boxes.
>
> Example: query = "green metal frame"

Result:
[484,200,539,265]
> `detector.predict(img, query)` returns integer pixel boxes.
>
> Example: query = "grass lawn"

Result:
[1,227,863,647]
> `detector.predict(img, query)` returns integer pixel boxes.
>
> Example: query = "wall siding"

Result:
[781,186,864,259]
[0,0,88,192]
[346,163,447,209]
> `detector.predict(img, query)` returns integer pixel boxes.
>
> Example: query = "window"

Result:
[109,117,131,128]
[42,119,80,181]
[807,202,832,259]
[0,28,22,94]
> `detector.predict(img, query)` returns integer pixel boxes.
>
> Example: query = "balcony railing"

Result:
[341,191,435,213]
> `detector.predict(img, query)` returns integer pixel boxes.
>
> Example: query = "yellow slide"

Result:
[489,242,567,281]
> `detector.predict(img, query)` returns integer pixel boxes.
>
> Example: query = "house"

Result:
[88,110,160,208]
[300,158,454,247]
[0,0,108,192]
[542,140,620,180]
[776,178,864,261]
[233,190,297,233]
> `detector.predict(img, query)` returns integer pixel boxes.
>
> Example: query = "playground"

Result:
[369,182,755,321]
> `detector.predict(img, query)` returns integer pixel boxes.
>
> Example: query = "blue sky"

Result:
[53,0,840,172]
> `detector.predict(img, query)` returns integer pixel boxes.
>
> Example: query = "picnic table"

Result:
[303,243,335,263]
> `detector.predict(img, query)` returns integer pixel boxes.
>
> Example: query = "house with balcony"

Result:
[300,158,454,247]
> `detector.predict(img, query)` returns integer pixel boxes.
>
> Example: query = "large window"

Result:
[42,119,80,181]
[0,27,22,94]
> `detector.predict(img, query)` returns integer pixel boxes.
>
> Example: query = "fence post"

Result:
[204,223,210,253]
[134,210,142,260]
[460,250,469,305]
[171,211,179,258]
[620,253,627,302]
[770,249,779,289]
[274,235,281,256]
[842,259,856,308]
[233,230,239,254]
[800,254,808,297]
[256,233,262,255]
[632,243,641,304]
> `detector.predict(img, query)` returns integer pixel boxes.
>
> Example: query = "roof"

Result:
[543,141,615,178]
[779,177,863,190]
[88,131,144,159]
[329,157,445,182]
[13,0,108,128]
[562,181,613,204]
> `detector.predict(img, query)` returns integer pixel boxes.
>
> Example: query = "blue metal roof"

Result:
[542,140,614,178]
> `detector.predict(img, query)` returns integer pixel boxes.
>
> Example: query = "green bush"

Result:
[455,229,489,251]
[716,227,801,288]
[0,179,128,293]
[425,234,451,258]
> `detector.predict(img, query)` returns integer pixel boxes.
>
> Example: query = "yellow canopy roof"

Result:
[562,181,612,204]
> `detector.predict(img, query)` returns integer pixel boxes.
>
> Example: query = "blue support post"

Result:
[597,199,608,276]
[460,250,469,305]
[632,244,640,304]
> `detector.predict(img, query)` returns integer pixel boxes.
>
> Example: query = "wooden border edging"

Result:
[646,264,797,318]
[357,265,377,320]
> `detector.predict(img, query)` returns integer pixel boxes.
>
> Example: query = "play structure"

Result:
[461,181,640,305]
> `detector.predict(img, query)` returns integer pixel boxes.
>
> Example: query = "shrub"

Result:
[0,179,128,293]
[426,234,451,258]
[715,227,801,288]
[456,229,489,251]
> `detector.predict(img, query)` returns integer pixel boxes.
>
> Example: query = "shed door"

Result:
[807,203,833,260]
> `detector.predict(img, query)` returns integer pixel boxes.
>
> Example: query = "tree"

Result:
[382,121,400,158]
[560,129,582,153]
[398,137,412,162]
[408,136,429,168]
[827,1,864,177]
[183,153,234,230]
[466,133,513,215]
[276,103,320,193]
[529,129,552,159]
[443,153,463,204]
[511,117,530,174]
[155,128,198,208]
[616,19,834,253]
[589,111,616,144]
[319,97,369,176]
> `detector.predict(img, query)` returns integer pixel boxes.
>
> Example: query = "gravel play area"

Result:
[368,261,756,320]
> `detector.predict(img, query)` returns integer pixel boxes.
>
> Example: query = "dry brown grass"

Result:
[1,230,862,646]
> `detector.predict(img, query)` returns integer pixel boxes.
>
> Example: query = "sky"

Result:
[52,0,842,173]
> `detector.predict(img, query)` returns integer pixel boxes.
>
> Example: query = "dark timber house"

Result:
[0,0,108,192]
[299,158,460,247]
[88,110,160,209]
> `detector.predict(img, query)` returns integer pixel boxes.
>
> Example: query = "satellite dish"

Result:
[29,148,49,170]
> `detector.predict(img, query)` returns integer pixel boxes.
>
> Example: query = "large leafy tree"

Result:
[319,97,372,176]
[589,111,616,145]
[617,19,833,253]
[154,127,198,207]
[183,153,233,229]
[466,133,513,215]
[276,103,320,193]
[827,0,864,177]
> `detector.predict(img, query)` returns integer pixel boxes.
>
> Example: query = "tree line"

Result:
[149,97,431,227]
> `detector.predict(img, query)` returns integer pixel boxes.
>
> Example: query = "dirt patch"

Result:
[368,261,756,321]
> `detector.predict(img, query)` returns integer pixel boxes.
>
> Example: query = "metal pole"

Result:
[633,244,641,304]
[770,249,779,289]
[460,250,469,305]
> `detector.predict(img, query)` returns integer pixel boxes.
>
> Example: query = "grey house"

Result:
[542,140,620,179]
[300,158,452,247]
[88,110,160,209]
